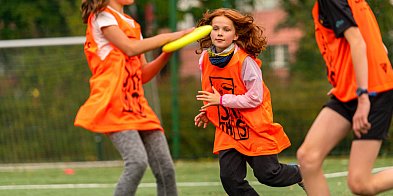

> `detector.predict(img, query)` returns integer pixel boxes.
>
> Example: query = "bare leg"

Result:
[348,140,393,195]
[297,108,351,196]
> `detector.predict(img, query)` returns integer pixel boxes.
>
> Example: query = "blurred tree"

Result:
[0,0,256,39]
[0,0,84,39]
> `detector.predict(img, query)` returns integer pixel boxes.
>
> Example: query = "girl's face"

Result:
[111,0,134,6]
[109,0,134,12]
[210,15,238,53]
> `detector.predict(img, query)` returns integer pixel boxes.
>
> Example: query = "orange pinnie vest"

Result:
[201,48,291,156]
[312,0,393,102]
[74,8,163,133]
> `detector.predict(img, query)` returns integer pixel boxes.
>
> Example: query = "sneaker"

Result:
[295,164,306,192]
[289,163,306,192]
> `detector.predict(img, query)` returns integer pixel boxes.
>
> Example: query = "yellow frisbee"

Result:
[162,25,213,53]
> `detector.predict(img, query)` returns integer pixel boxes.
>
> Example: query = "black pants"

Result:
[219,149,302,196]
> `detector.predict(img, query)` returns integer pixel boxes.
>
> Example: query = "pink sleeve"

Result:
[221,57,263,108]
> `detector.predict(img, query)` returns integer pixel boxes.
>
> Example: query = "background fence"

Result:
[0,37,392,164]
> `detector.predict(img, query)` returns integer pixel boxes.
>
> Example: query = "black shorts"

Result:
[324,90,393,140]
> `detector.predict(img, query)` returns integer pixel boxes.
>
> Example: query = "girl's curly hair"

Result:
[196,8,267,58]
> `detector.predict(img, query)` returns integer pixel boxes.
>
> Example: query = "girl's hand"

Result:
[327,88,333,96]
[383,44,388,54]
[194,111,209,128]
[352,95,371,138]
[196,86,221,110]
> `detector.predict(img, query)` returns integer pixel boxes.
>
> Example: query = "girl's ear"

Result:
[234,34,239,41]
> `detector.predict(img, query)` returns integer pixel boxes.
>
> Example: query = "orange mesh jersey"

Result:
[201,48,291,156]
[74,8,163,133]
[312,0,393,102]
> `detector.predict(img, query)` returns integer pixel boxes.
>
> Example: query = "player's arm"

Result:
[196,57,263,109]
[219,57,263,109]
[197,86,221,109]
[344,27,371,137]
[344,27,368,90]
[102,25,192,57]
[322,0,371,137]
[139,53,172,84]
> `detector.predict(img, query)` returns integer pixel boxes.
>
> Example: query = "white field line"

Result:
[0,166,392,190]
[0,161,123,172]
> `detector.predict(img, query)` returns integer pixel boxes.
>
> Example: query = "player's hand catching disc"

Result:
[162,25,213,52]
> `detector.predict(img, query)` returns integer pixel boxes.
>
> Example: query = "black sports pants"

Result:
[219,148,302,196]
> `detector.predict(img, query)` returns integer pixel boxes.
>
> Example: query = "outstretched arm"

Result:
[102,26,193,57]
[101,25,193,83]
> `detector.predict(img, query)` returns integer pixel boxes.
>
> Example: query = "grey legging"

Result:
[108,130,177,196]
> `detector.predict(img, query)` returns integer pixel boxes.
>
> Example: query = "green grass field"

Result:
[0,157,393,196]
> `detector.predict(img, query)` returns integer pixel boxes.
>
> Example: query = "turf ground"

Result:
[0,157,392,196]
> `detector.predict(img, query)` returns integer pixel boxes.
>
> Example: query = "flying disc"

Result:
[162,25,213,52]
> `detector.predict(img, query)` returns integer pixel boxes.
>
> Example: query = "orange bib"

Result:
[75,8,163,133]
[201,48,291,156]
[313,0,393,102]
